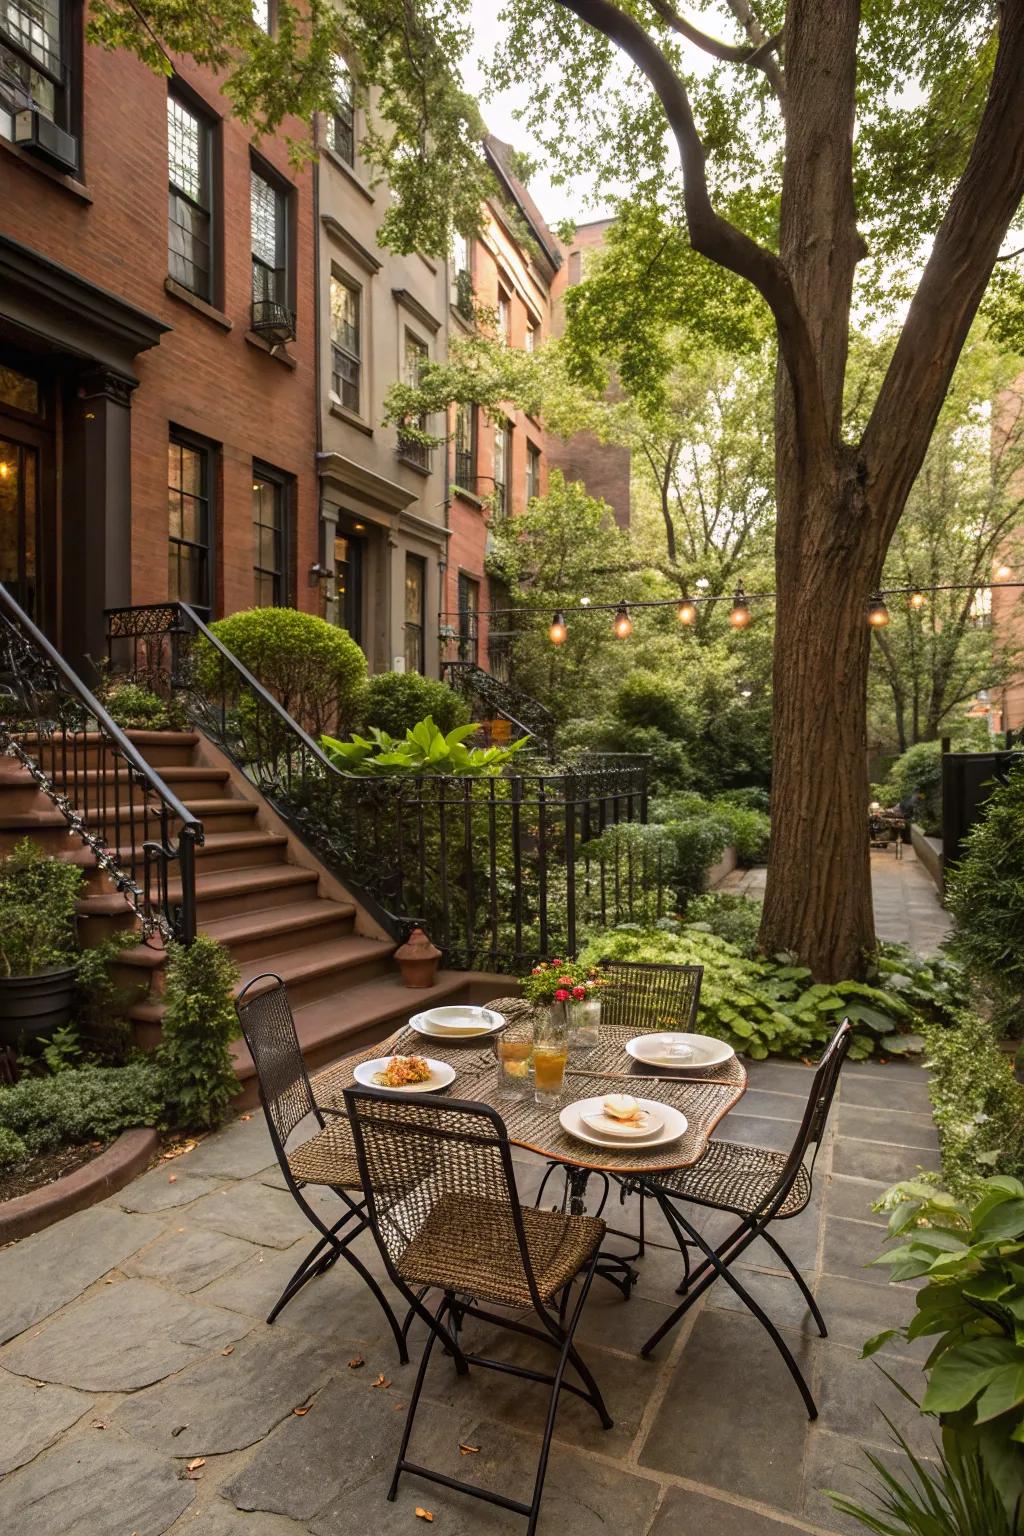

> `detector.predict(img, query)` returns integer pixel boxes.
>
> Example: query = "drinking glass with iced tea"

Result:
[533,1009,569,1107]
[494,1017,534,1098]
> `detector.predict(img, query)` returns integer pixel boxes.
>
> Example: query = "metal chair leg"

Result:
[643,1194,818,1420]
[388,1291,455,1502]
[759,1226,827,1337]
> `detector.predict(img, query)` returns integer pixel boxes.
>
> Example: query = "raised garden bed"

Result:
[0,1128,158,1243]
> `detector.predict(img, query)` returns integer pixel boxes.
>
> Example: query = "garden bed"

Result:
[0,1127,158,1243]
[0,1140,112,1204]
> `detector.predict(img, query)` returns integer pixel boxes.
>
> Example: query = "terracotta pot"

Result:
[394,927,442,988]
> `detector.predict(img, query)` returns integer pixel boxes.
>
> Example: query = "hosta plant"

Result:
[321,716,528,777]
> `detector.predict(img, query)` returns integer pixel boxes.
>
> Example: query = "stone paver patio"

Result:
[0,1042,943,1536]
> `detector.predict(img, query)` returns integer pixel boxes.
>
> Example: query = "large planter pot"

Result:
[0,965,78,1047]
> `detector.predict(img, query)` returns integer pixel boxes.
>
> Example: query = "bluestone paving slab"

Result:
[639,1309,816,1510]
[571,1280,677,1355]
[0,1204,163,1343]
[705,1262,823,1334]
[832,1137,940,1182]
[175,1118,277,1179]
[124,1225,256,1293]
[224,1374,414,1521]
[188,1179,324,1247]
[814,1274,927,1360]
[837,1104,939,1150]
[0,1369,91,1475]
[308,1416,661,1536]
[814,1342,931,1456]
[736,1089,807,1122]
[823,1174,888,1225]
[742,1060,818,1096]
[838,1073,933,1113]
[116,1168,229,1214]
[801,1427,937,1536]
[113,1328,335,1456]
[711,1113,795,1152]
[170,1503,309,1536]
[648,1485,809,1535]
[0,1431,195,1536]
[821,1216,894,1285]
[1,1277,250,1391]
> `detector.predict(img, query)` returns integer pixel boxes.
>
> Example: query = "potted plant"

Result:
[0,839,84,1047]
[521,959,609,1048]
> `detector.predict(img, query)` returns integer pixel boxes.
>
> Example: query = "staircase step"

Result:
[230,969,472,1098]
[65,830,290,881]
[11,730,200,770]
[189,864,320,920]
[234,931,397,1006]
[200,898,360,961]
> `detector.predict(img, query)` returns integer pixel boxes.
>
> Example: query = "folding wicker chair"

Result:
[343,1085,612,1536]
[638,1018,853,1419]
[234,974,407,1360]
[535,959,704,1259]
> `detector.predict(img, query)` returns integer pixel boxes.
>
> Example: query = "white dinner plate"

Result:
[625,1032,735,1071]
[580,1105,664,1139]
[353,1057,456,1093]
[560,1096,687,1151]
[409,1006,505,1040]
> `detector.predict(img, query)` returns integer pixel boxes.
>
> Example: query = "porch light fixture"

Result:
[548,611,568,645]
[676,595,697,626]
[613,601,633,639]
[909,588,926,610]
[867,593,890,627]
[728,586,751,629]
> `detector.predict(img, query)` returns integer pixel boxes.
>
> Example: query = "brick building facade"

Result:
[0,15,316,668]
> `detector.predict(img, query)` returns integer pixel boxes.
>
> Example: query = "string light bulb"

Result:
[997,563,1012,579]
[909,588,926,611]
[867,593,890,628]
[728,586,751,629]
[0,462,9,480]
[612,601,633,639]
[548,610,567,645]
[676,595,697,626]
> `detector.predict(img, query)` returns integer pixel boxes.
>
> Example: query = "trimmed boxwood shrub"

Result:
[207,607,367,736]
[362,671,470,738]
[156,936,240,1131]
[0,1061,163,1161]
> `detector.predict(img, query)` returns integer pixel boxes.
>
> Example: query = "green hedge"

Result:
[0,1061,164,1169]
[923,1009,1024,1190]
[362,672,470,737]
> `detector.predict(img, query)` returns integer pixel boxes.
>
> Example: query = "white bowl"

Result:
[410,1006,505,1039]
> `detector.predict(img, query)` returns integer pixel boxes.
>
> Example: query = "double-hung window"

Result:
[457,573,479,664]
[451,231,473,318]
[168,431,213,617]
[497,289,511,342]
[251,165,292,335]
[328,56,354,163]
[330,275,361,412]
[493,419,511,518]
[404,554,426,673]
[252,466,289,607]
[0,0,73,152]
[526,440,541,503]
[167,93,213,301]
[398,332,429,468]
[454,403,477,494]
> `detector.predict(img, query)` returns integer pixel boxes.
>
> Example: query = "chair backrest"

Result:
[235,973,319,1157]
[343,1086,546,1310]
[598,959,703,1032]
[769,1017,853,1212]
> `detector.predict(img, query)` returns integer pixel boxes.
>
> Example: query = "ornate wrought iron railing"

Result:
[105,602,652,969]
[0,585,202,943]
[441,658,558,756]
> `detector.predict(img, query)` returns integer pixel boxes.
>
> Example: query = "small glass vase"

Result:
[568,995,601,1051]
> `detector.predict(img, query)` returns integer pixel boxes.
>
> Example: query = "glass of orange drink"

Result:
[533,1010,569,1107]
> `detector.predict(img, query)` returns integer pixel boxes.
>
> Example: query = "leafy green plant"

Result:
[322,716,529,777]
[97,679,186,732]
[0,1061,163,1154]
[71,930,146,1063]
[830,1425,1015,1536]
[578,924,918,1061]
[685,893,762,955]
[156,937,240,1131]
[922,1010,1024,1189]
[362,671,470,738]
[204,607,367,737]
[879,741,945,835]
[41,1024,84,1075]
[0,1123,27,1172]
[865,1176,1024,1522]
[0,840,82,978]
[946,761,1024,1024]
[709,798,771,863]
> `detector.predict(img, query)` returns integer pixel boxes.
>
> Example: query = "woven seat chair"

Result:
[343,1085,612,1536]
[535,959,704,1260]
[638,1018,853,1419]
[235,974,407,1360]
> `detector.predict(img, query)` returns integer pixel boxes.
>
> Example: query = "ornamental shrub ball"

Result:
[0,838,83,978]
[208,607,367,736]
[363,671,470,737]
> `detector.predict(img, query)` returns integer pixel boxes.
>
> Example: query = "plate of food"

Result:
[560,1095,687,1150]
[409,1006,505,1040]
[353,1055,456,1093]
[579,1094,664,1139]
[625,1032,734,1071]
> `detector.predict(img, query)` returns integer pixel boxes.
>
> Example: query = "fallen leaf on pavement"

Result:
[168,1173,177,1184]
[187,1458,205,1472]
[459,1443,480,1455]
[292,1401,313,1417]
[171,1425,187,1437]
[372,1374,392,1389]
[414,1509,434,1523]
[91,1419,108,1430]
[348,1356,365,1370]
[221,1345,234,1356]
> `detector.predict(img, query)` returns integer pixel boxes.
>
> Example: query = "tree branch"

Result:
[863,0,1024,544]
[723,0,786,101]
[554,0,830,470]
[643,0,783,88]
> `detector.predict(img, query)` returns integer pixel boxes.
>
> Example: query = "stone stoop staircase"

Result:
[0,728,470,1102]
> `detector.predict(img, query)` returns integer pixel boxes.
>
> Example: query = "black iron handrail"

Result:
[441,658,558,756]
[105,602,653,967]
[0,585,202,943]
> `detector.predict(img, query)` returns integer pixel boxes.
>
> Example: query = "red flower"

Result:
[557,975,574,987]
[554,989,570,1002]
[571,985,587,1000]
[531,967,543,975]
